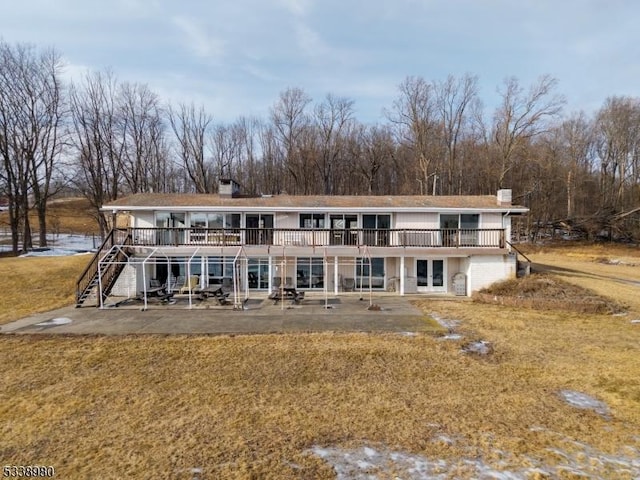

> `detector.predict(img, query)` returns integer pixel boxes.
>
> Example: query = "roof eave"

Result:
[102,205,529,214]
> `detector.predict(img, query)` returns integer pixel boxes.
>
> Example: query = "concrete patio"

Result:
[1,294,454,335]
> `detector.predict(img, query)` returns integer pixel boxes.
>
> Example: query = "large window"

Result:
[248,258,269,290]
[330,214,358,245]
[355,257,385,289]
[439,214,479,229]
[440,214,479,246]
[155,256,202,291]
[154,212,186,245]
[188,213,241,244]
[300,213,325,229]
[207,256,235,286]
[246,214,274,245]
[362,214,391,246]
[296,257,324,289]
[189,213,241,229]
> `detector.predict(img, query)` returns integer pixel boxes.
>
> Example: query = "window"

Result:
[248,258,269,289]
[155,256,202,291]
[330,214,358,245]
[439,214,480,246]
[190,213,207,229]
[207,256,235,285]
[189,213,242,229]
[439,214,479,229]
[246,214,274,245]
[461,214,479,229]
[362,214,391,246]
[300,213,325,229]
[188,213,241,244]
[296,257,324,289]
[355,257,385,289]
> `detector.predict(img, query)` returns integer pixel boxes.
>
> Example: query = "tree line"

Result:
[1,41,639,253]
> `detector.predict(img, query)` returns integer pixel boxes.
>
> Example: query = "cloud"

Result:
[276,0,313,17]
[171,15,225,60]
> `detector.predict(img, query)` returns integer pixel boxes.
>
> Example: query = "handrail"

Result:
[505,240,532,263]
[122,227,508,248]
[76,230,114,303]
[75,228,130,305]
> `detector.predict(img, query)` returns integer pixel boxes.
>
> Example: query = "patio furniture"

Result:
[179,275,201,294]
[342,277,355,292]
[199,286,231,305]
[269,286,305,305]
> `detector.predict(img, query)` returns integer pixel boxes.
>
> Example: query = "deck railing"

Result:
[124,227,506,248]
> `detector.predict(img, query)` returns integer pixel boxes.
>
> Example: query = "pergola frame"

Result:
[97,245,249,310]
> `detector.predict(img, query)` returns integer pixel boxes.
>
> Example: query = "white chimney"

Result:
[497,189,512,206]
[219,178,240,198]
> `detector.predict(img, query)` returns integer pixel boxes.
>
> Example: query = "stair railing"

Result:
[76,228,130,305]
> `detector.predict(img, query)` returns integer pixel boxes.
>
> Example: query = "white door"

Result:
[416,259,446,293]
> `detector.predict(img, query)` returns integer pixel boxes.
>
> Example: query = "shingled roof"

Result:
[104,193,527,211]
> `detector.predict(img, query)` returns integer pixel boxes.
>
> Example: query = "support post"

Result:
[400,255,405,296]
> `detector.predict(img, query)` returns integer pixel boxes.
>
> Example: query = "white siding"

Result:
[467,254,516,293]
[134,212,154,228]
[275,212,300,229]
[395,212,438,229]
[446,257,462,291]
[481,212,503,229]
[111,264,137,297]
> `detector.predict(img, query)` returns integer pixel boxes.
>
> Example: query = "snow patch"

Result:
[429,311,460,331]
[438,333,463,341]
[559,390,610,417]
[309,441,640,479]
[1,233,98,256]
[462,340,493,355]
[36,317,72,326]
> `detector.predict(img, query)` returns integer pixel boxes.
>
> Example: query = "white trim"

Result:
[103,205,528,214]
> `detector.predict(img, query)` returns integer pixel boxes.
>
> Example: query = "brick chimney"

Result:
[219,178,240,198]
[497,189,512,206]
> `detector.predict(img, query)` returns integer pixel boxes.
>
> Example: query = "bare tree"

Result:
[388,76,440,194]
[270,87,311,194]
[594,96,640,212]
[0,42,65,252]
[492,75,565,187]
[312,94,355,194]
[558,113,596,218]
[356,124,394,194]
[68,70,126,237]
[230,116,262,195]
[210,123,241,183]
[434,74,479,194]
[119,82,167,194]
[168,103,213,193]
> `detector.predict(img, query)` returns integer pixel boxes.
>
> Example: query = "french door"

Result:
[416,259,446,292]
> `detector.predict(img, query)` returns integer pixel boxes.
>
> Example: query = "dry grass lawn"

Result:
[0,255,89,324]
[1,243,639,478]
[0,197,100,237]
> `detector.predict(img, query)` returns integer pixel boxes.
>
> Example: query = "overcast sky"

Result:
[1,0,638,123]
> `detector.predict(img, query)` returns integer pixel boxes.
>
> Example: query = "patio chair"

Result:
[221,277,233,292]
[342,277,355,292]
[272,276,282,289]
[179,275,201,294]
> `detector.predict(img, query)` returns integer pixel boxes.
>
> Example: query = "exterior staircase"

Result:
[506,241,532,277]
[76,229,132,307]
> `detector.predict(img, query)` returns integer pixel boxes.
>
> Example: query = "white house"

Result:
[75,181,527,307]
